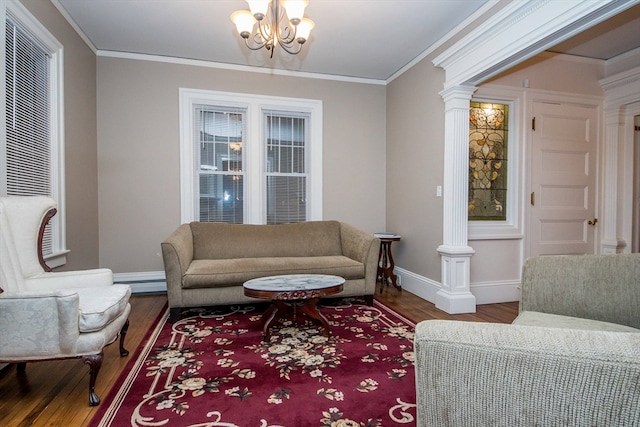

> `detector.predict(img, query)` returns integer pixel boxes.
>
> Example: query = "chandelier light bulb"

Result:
[246,0,271,20]
[231,10,256,38]
[281,0,308,25]
[295,17,314,42]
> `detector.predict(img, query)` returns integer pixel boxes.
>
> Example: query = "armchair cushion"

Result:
[74,284,131,333]
[515,310,640,333]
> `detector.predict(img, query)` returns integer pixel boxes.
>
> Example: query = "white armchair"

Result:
[0,196,131,406]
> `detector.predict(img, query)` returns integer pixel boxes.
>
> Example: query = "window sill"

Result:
[44,250,70,269]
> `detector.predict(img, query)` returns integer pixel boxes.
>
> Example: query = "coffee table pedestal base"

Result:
[243,275,345,342]
[262,290,330,341]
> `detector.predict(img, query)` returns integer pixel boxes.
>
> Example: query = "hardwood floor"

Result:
[0,287,518,426]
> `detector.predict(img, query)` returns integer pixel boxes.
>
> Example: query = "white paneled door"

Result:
[529,101,598,256]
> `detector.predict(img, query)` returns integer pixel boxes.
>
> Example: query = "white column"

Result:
[601,106,626,254]
[436,85,477,314]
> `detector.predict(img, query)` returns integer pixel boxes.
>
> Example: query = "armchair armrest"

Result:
[0,290,81,359]
[24,268,114,290]
[414,320,640,427]
[339,222,380,291]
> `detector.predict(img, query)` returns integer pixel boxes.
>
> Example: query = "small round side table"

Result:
[375,233,401,291]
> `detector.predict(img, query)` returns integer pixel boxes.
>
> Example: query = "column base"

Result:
[435,289,476,314]
[437,244,476,314]
[601,238,627,254]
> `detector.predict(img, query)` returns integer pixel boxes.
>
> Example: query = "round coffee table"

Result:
[243,274,345,341]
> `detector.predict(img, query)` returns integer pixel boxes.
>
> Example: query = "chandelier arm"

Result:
[277,40,303,55]
[255,18,273,45]
[243,36,269,51]
[274,4,297,46]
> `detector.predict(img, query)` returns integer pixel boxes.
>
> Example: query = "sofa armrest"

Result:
[161,224,194,307]
[414,320,640,427]
[520,254,640,328]
[0,290,81,358]
[338,222,380,294]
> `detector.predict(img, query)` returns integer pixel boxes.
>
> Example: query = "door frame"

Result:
[599,67,640,254]
[524,90,603,260]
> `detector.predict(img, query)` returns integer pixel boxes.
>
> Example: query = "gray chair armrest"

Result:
[414,320,640,427]
[0,290,81,358]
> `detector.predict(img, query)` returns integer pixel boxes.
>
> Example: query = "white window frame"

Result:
[179,89,323,224]
[1,0,67,266]
[468,86,523,240]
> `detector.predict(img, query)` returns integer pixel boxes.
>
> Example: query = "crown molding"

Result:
[50,0,97,54]
[433,0,640,90]
[97,50,386,86]
[386,0,502,84]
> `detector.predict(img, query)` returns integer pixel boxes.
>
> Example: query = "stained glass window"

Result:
[469,102,508,220]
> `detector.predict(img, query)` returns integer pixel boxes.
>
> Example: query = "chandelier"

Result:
[230,0,314,58]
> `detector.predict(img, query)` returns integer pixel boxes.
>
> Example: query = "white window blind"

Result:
[195,105,246,224]
[180,89,322,225]
[265,110,309,224]
[4,13,53,254]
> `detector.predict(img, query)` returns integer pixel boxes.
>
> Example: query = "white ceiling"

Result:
[53,0,640,82]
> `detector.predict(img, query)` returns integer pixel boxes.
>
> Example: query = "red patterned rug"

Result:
[90,298,417,426]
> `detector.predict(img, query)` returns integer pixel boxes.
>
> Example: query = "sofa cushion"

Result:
[182,256,364,289]
[190,221,343,260]
[514,311,640,333]
[72,284,131,333]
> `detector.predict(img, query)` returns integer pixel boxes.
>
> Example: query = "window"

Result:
[468,102,508,221]
[196,106,245,223]
[180,89,322,225]
[1,0,66,266]
[265,111,309,224]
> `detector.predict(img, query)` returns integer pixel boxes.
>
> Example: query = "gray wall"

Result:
[96,58,387,273]
[386,59,446,282]
[23,0,99,271]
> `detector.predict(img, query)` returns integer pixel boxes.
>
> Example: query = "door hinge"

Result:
[532,117,536,131]
[530,192,535,206]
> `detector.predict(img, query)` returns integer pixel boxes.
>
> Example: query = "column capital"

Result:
[439,85,477,106]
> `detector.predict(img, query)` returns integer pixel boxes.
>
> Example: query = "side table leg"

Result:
[380,241,401,290]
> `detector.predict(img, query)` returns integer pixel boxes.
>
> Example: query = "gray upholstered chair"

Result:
[414,254,640,427]
[0,196,131,406]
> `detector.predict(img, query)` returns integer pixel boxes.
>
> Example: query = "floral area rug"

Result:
[90,298,417,427]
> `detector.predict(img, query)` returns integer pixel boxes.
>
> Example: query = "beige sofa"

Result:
[414,253,640,426]
[161,220,380,322]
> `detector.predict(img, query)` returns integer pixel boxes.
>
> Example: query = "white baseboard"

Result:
[393,267,441,303]
[471,280,521,305]
[393,267,520,306]
[115,269,521,305]
[113,271,167,294]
